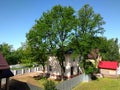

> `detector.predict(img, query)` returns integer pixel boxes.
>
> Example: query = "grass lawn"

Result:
[73,78,120,90]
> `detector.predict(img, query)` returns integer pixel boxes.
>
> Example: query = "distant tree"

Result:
[17,43,34,65]
[106,38,119,60]
[0,43,18,64]
[97,37,120,61]
[86,37,120,61]
[0,43,12,56]
[26,29,48,73]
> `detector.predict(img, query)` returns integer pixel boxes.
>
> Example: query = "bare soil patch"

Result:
[11,71,42,87]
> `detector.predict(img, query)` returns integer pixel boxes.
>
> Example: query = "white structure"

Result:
[47,54,81,79]
[117,63,120,75]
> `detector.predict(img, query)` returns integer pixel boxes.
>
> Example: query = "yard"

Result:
[73,77,120,90]
[9,72,120,90]
[9,72,60,90]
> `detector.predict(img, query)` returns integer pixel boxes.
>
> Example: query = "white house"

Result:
[47,51,81,79]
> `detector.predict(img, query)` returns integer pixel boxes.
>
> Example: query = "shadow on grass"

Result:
[90,74,98,80]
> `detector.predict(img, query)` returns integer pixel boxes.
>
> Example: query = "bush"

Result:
[85,61,98,74]
[44,80,57,90]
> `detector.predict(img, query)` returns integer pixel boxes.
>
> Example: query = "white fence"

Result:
[11,66,43,75]
[10,67,91,90]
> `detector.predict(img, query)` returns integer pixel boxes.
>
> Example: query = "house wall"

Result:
[100,69,117,77]
[117,64,120,74]
[48,56,61,79]
[64,54,79,78]
[48,55,80,79]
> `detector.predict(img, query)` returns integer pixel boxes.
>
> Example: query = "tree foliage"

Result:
[69,4,105,72]
[0,43,20,64]
[48,5,76,78]
[17,43,34,65]
[26,26,48,72]
[77,4,105,36]
[26,4,119,75]
[26,5,76,77]
[95,37,119,61]
[1,4,119,76]
[44,80,57,90]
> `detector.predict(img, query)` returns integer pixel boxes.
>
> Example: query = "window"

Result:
[73,58,75,62]
[71,66,74,75]
[63,66,65,73]
[49,65,52,71]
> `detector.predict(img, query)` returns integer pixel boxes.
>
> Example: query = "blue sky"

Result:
[0,0,120,49]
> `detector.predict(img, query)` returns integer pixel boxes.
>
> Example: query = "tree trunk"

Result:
[42,65,46,77]
[60,61,64,81]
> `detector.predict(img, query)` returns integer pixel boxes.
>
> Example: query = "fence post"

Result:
[21,69,24,74]
[28,68,31,73]
[36,67,39,71]
[13,70,17,75]
[34,67,36,72]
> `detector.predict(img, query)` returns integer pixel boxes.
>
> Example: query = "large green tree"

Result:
[26,5,76,78]
[70,4,105,72]
[26,27,48,72]
[49,5,76,79]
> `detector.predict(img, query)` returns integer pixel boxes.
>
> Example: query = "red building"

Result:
[98,61,118,78]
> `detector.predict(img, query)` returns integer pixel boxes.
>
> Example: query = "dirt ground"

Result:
[10,71,42,87]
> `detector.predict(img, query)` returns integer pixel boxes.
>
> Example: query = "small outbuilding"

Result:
[0,53,14,90]
[98,61,118,78]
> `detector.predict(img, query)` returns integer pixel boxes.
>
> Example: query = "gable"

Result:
[98,61,118,70]
[0,52,9,70]
[0,69,14,78]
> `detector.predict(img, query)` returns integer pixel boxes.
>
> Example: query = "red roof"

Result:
[0,52,9,70]
[98,61,118,70]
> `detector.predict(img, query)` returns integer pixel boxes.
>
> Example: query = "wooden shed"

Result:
[98,61,118,78]
[0,53,14,90]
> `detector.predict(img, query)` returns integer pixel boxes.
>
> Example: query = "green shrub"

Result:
[85,61,98,74]
[44,80,58,90]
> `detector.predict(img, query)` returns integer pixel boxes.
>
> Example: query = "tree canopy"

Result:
[1,4,119,75]
[69,4,105,72]
[0,43,20,64]
[26,5,76,77]
[26,4,120,75]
